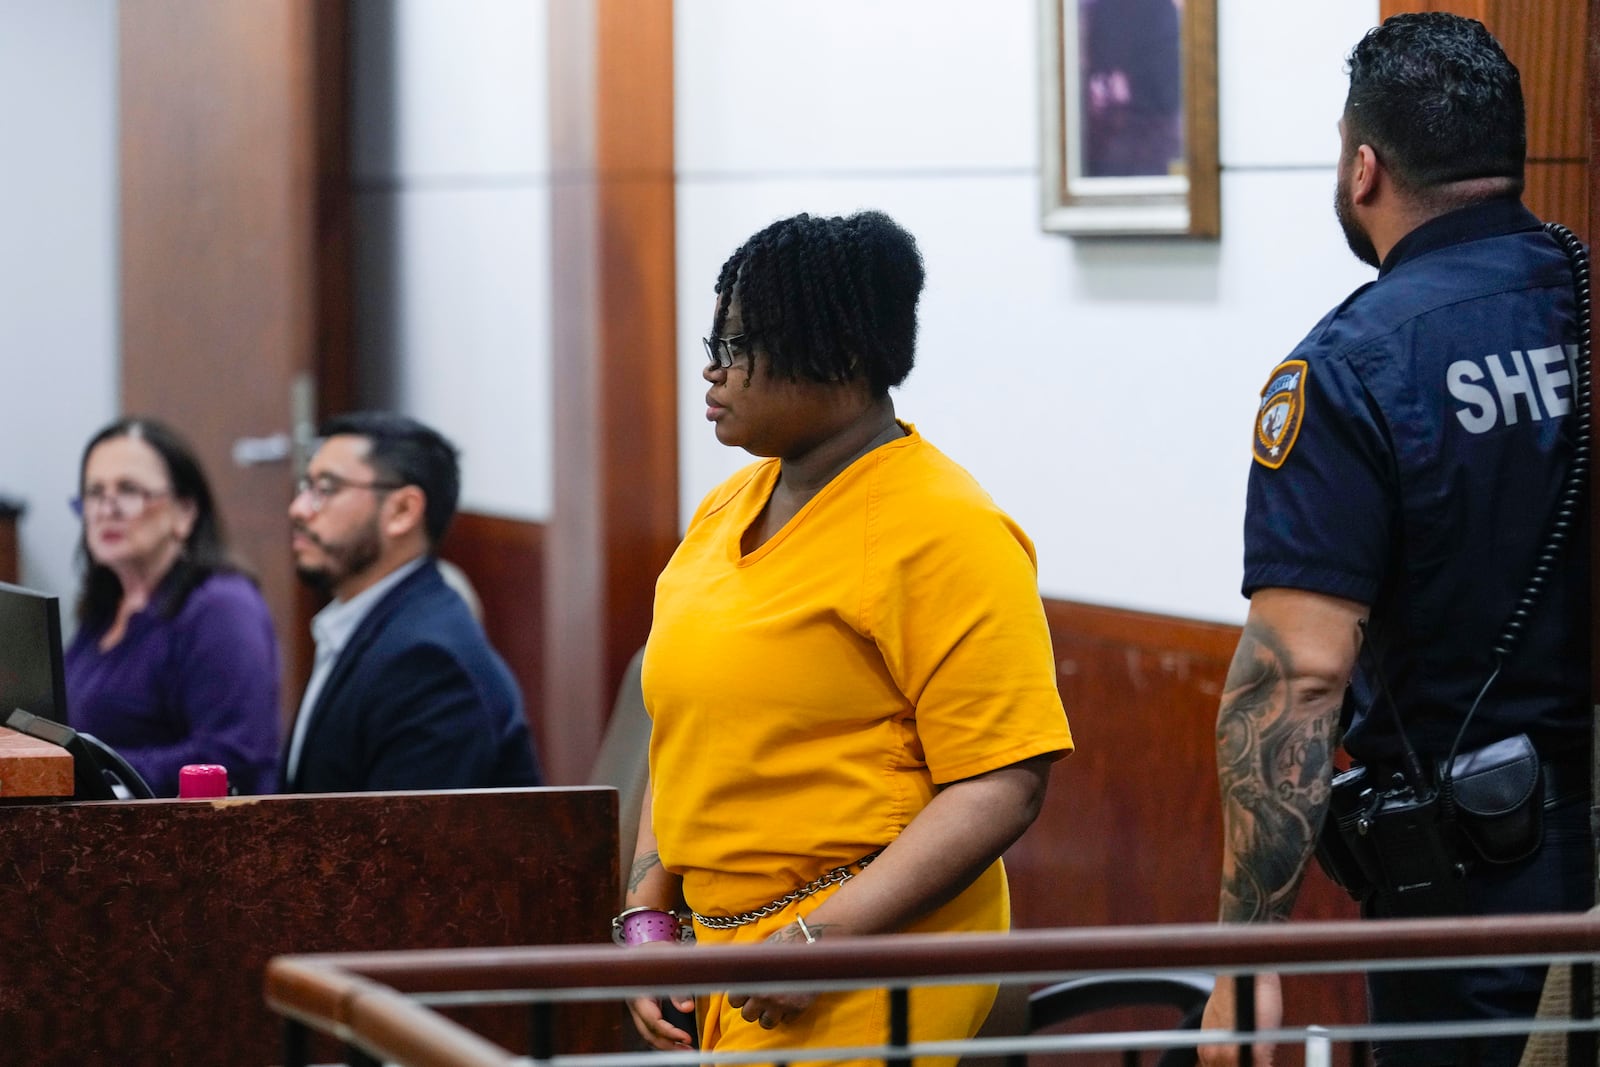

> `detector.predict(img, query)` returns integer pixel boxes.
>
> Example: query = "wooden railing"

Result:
[266,914,1600,1066]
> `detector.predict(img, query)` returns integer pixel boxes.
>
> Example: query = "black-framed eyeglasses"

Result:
[293,474,405,513]
[702,333,750,370]
[70,484,173,519]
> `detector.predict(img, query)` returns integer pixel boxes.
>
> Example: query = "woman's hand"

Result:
[725,920,819,1029]
[622,776,696,1049]
[627,987,697,1050]
[726,988,817,1030]
[625,941,695,1052]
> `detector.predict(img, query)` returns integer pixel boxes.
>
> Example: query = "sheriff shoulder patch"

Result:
[1253,359,1307,470]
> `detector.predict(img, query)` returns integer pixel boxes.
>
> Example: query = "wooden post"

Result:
[544,0,679,784]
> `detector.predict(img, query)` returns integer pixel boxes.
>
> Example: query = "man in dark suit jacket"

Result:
[281,412,542,793]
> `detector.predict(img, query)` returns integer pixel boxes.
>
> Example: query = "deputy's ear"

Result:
[1351,143,1381,204]
[382,484,427,540]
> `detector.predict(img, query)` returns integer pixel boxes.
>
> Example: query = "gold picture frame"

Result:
[1039,0,1220,237]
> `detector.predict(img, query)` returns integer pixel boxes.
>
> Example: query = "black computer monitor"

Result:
[0,580,68,724]
[0,583,153,800]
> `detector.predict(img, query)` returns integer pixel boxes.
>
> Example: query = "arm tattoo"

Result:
[1216,618,1334,924]
[628,850,663,894]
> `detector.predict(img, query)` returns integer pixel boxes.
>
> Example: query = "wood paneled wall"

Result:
[119,1,352,711]
[1011,600,1365,1031]
[545,0,681,786]
[0,508,17,586]
[439,513,548,765]
[1382,0,1589,238]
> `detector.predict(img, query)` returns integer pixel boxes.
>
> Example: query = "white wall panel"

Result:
[1219,0,1379,167]
[350,0,553,523]
[677,0,1037,174]
[355,187,552,520]
[0,1,118,607]
[675,0,1390,623]
[352,0,549,181]
[338,0,1390,617]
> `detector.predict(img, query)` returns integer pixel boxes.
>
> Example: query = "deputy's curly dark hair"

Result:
[1344,12,1524,195]
[710,210,925,397]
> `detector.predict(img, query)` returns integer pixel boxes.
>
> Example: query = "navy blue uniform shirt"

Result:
[1243,197,1589,767]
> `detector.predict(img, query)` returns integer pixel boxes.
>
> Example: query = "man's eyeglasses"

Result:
[702,333,750,370]
[293,474,405,513]
[70,484,172,519]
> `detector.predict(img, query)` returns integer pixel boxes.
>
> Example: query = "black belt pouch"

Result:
[1446,733,1542,866]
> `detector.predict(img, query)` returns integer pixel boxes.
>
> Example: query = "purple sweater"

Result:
[65,571,281,797]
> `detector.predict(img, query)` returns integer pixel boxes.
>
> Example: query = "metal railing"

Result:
[265,913,1600,1067]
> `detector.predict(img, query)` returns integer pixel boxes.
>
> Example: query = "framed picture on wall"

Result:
[1039,0,1220,237]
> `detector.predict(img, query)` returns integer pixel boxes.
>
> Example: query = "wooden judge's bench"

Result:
[0,749,622,1066]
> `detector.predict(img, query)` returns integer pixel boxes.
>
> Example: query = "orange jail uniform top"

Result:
[642,423,1073,1065]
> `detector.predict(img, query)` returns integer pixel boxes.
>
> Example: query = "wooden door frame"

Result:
[119,0,352,717]
[545,0,680,785]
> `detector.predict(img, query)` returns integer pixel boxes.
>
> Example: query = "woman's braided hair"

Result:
[711,210,925,397]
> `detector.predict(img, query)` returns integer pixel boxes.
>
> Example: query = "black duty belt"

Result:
[1540,750,1591,807]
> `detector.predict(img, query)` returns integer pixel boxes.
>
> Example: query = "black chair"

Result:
[587,646,652,887]
[1025,970,1214,1067]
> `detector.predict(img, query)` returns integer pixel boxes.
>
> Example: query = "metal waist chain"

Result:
[691,852,880,930]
